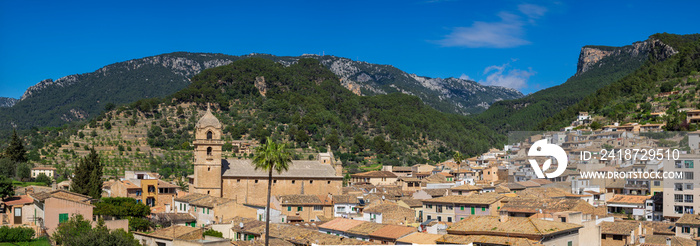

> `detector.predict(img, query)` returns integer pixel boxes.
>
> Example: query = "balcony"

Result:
[194,139,223,145]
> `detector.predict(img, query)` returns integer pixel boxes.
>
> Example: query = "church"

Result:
[190,107,344,205]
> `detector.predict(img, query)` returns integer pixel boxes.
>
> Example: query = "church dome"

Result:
[196,107,222,129]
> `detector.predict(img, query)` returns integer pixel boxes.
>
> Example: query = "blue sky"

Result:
[1,0,698,99]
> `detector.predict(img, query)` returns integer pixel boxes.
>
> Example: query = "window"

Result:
[613,235,623,240]
[273,180,277,184]
[207,131,213,140]
[654,181,660,186]
[686,172,694,180]
[207,147,212,156]
[292,180,295,184]
[447,217,452,222]
[686,183,694,190]
[684,206,694,214]
[568,241,573,246]
[437,216,442,222]
[427,215,431,220]
[436,205,442,213]
[255,180,258,183]
[482,207,486,211]
[447,205,453,210]
[676,194,684,203]
[675,183,684,191]
[601,235,606,240]
[686,195,694,203]
[461,206,464,211]
[682,227,691,233]
[310,180,313,184]
[328,181,331,184]
[297,207,303,212]
[686,160,695,168]
[676,160,683,168]
[675,206,683,214]
[314,206,323,211]
[59,213,69,223]
[288,206,292,211]
[237,179,240,183]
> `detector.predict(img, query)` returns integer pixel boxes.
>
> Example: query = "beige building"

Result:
[447,215,581,246]
[350,171,398,186]
[29,190,94,234]
[274,194,333,222]
[30,166,56,179]
[109,173,178,208]
[599,221,642,246]
[4,195,35,227]
[663,156,700,221]
[676,214,700,239]
[190,108,343,205]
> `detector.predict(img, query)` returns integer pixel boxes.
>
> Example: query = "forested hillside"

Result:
[538,33,700,130]
[475,38,669,133]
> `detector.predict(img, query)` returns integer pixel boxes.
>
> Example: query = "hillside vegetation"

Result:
[538,33,700,130]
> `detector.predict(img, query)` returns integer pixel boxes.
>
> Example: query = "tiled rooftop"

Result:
[447,216,582,236]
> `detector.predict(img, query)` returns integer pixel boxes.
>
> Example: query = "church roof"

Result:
[196,107,222,129]
[222,159,341,179]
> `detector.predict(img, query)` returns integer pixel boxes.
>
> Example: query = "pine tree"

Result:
[5,129,27,163]
[71,148,102,199]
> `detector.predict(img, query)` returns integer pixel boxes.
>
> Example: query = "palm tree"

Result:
[253,137,292,246]
[453,151,465,179]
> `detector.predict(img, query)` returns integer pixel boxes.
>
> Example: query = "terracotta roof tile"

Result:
[600,221,639,235]
[368,224,415,239]
[447,216,582,236]
[351,171,397,178]
[676,214,700,226]
[396,233,443,245]
[318,218,366,232]
[3,195,33,206]
[347,222,385,236]
[424,193,504,205]
[437,234,538,246]
[607,194,650,205]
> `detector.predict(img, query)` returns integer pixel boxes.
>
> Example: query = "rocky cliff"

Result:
[576,39,677,76]
[0,97,17,108]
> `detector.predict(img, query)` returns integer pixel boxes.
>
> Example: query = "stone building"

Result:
[191,107,344,205]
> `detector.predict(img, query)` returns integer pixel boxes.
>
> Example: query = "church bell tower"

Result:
[193,105,223,197]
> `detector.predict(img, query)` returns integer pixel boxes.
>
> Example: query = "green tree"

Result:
[35,173,53,186]
[0,176,14,199]
[103,121,112,130]
[203,229,223,238]
[71,148,103,199]
[590,121,602,130]
[252,137,292,246]
[5,129,27,163]
[0,226,35,242]
[0,158,16,178]
[17,163,31,180]
[52,214,140,246]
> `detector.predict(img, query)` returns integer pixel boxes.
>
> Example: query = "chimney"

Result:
[499,214,509,223]
[639,235,645,244]
[666,237,671,246]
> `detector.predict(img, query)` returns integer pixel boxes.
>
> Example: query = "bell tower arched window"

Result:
[207,147,212,156]
[206,131,213,140]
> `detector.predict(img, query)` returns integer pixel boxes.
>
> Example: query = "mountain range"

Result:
[0,53,522,132]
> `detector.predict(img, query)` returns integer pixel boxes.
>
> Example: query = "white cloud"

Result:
[459,73,471,80]
[518,3,548,23]
[435,3,548,48]
[479,63,535,90]
[437,12,529,48]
